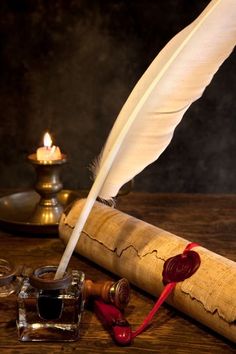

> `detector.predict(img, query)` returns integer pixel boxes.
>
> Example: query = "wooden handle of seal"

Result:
[85,278,130,309]
[85,279,113,302]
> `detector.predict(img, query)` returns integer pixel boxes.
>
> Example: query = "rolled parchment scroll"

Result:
[59,199,236,342]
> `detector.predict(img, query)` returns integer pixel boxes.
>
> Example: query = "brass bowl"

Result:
[0,190,82,234]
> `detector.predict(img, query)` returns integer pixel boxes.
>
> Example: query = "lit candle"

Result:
[36,132,62,161]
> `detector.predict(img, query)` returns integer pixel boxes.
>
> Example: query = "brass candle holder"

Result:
[0,130,83,233]
[27,153,67,225]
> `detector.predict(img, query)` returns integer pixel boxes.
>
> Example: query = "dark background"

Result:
[0,0,235,194]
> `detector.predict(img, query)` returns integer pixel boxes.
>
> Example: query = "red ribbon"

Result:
[131,242,200,339]
[93,242,201,345]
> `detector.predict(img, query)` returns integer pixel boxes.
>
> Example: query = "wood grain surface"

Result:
[0,192,235,353]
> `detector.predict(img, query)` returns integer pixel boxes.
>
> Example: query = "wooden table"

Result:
[0,192,235,353]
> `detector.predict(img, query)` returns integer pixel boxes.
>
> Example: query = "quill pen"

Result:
[55,0,236,279]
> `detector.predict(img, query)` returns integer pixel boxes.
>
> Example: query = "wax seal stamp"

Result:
[162,249,201,285]
[85,277,130,309]
[109,278,130,309]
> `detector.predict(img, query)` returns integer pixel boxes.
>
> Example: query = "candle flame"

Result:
[43,132,52,148]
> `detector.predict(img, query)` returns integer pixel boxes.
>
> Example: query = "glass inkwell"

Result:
[17,265,85,341]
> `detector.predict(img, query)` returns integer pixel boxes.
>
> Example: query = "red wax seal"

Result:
[162,250,201,285]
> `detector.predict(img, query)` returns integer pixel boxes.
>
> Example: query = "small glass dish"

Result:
[0,258,19,297]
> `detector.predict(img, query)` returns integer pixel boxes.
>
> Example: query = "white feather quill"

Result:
[55,0,236,279]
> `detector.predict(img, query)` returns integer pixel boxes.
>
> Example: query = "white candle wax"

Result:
[36,132,62,161]
[36,145,62,161]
